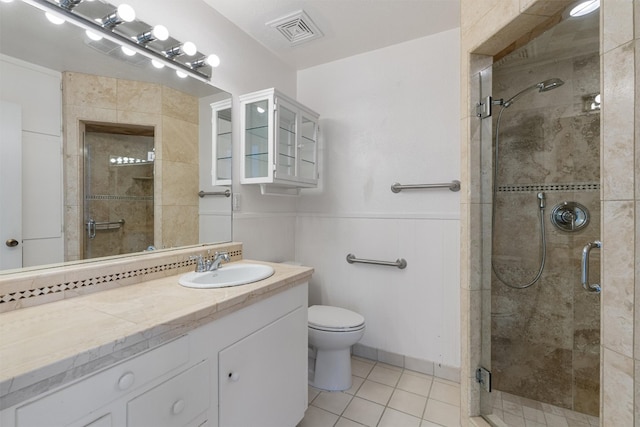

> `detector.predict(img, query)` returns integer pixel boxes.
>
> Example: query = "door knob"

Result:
[5,239,19,247]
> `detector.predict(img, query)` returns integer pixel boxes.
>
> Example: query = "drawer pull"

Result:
[172,399,185,415]
[228,372,240,382]
[118,372,135,390]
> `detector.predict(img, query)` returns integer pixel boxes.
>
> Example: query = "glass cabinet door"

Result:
[275,100,297,181]
[298,113,318,182]
[212,100,232,186]
[244,99,270,180]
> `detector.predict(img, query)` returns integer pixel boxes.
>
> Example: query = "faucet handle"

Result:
[215,251,230,261]
[189,254,206,272]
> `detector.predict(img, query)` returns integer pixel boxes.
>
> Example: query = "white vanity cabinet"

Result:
[240,88,319,194]
[1,282,308,427]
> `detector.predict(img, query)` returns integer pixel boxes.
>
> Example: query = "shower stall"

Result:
[477,8,601,424]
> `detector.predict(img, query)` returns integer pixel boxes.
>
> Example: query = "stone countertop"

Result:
[0,260,313,410]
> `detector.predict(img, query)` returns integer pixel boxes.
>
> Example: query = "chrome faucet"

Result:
[208,251,230,271]
[190,254,207,272]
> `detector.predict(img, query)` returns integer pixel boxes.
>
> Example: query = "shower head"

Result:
[538,78,565,92]
[502,78,565,108]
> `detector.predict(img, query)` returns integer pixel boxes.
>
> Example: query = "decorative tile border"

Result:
[0,244,243,311]
[86,194,154,201]
[497,182,600,193]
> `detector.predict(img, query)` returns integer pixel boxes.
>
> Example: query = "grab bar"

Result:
[581,240,602,293]
[199,190,231,198]
[346,253,407,269]
[86,218,125,239]
[391,180,461,193]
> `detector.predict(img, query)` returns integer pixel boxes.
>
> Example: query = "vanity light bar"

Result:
[20,0,217,83]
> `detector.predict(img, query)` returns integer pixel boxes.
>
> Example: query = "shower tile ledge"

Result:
[0,260,313,410]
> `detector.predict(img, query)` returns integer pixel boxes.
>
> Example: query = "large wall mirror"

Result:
[0,0,232,274]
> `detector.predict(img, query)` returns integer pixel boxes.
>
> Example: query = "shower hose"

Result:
[491,106,547,289]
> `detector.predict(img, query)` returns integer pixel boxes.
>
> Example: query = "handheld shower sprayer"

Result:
[537,192,546,209]
[500,78,565,108]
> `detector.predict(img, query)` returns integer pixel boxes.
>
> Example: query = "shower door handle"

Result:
[581,240,601,293]
[86,218,96,240]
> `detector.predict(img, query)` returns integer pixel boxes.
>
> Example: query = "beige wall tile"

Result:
[602,201,635,353]
[116,80,162,115]
[602,42,636,201]
[162,116,199,164]
[162,86,198,124]
[602,348,634,425]
[161,160,199,207]
[602,0,635,53]
[63,72,117,109]
[520,0,572,16]
[162,205,199,248]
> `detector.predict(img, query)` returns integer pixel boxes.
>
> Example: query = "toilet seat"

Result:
[308,305,365,332]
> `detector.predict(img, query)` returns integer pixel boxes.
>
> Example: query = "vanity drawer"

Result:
[16,336,189,427]
[127,360,209,427]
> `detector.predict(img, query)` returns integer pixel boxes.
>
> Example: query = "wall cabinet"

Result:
[240,88,319,195]
[210,99,232,186]
[1,283,308,427]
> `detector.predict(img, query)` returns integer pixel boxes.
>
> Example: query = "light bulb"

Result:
[594,93,601,104]
[206,54,220,68]
[45,12,65,25]
[117,4,136,22]
[85,30,102,41]
[182,41,197,56]
[569,0,599,17]
[152,25,169,41]
[176,70,188,78]
[121,46,136,56]
[151,59,165,69]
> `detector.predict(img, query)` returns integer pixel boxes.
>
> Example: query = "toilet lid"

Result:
[308,305,365,332]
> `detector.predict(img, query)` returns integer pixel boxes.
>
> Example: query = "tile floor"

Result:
[490,390,600,427]
[298,356,460,427]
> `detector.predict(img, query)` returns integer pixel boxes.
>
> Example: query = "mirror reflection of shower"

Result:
[491,78,564,289]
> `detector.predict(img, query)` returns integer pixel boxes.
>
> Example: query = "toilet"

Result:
[308,305,365,391]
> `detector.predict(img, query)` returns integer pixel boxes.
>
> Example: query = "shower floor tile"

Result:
[491,390,599,427]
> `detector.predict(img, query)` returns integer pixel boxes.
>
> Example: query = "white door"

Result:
[0,100,22,270]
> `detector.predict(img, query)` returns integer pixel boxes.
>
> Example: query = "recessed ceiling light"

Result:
[569,0,600,17]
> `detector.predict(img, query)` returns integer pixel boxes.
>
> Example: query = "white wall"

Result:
[0,55,64,267]
[296,29,461,367]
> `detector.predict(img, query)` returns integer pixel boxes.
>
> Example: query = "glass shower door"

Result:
[83,127,154,259]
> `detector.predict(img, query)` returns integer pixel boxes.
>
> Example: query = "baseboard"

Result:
[351,343,460,383]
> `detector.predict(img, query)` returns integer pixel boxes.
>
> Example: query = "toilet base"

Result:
[309,348,352,391]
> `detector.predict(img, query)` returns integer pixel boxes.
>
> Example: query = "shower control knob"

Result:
[551,202,590,232]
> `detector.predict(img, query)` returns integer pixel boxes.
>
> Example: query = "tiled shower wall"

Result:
[490,52,600,415]
[460,0,640,425]
[63,72,200,261]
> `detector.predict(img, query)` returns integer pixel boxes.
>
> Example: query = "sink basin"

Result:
[178,263,275,289]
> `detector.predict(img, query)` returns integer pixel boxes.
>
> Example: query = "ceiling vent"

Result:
[267,10,323,46]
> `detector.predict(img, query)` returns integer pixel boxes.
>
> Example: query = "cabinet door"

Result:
[219,307,307,427]
[243,98,272,182]
[274,98,297,182]
[298,112,318,184]
[211,100,232,186]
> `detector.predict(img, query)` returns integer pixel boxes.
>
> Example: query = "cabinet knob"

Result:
[172,399,185,415]
[228,371,240,382]
[117,371,135,390]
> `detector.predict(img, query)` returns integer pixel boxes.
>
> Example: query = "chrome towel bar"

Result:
[391,180,461,193]
[199,189,231,198]
[346,253,407,269]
